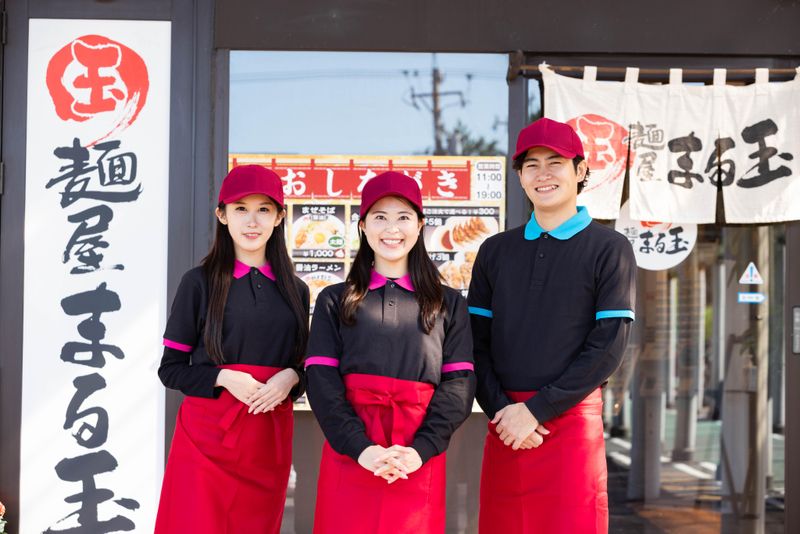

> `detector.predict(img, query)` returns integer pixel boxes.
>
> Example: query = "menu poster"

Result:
[229,154,506,309]
[424,206,500,294]
[290,203,347,260]
[294,260,346,313]
[348,204,361,258]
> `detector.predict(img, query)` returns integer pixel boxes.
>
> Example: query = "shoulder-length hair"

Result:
[340,200,444,334]
[201,201,309,365]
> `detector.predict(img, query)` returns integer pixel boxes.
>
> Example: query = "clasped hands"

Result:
[216,368,299,414]
[358,444,423,484]
[492,402,550,450]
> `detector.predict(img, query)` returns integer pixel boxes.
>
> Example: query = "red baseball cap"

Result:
[513,117,585,160]
[218,165,285,207]
[359,171,423,218]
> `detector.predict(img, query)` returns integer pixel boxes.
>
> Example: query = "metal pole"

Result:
[610,302,643,438]
[785,221,800,534]
[697,266,707,413]
[710,255,727,420]
[753,226,770,525]
[628,269,668,501]
[720,226,768,534]
[603,387,614,428]
[766,225,784,491]
[721,226,752,531]
[506,53,529,228]
[612,385,633,439]
[673,250,701,461]
[667,275,678,407]
[769,226,785,433]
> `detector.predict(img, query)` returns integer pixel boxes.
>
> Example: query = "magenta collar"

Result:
[368,270,415,292]
[233,259,275,281]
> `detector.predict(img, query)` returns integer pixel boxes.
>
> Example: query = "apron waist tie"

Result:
[348,388,428,446]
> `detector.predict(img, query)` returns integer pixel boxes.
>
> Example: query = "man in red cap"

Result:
[468,117,636,532]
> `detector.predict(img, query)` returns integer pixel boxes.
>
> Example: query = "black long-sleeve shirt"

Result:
[305,271,476,464]
[158,260,309,398]
[467,207,636,423]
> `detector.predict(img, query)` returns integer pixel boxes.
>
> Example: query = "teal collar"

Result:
[524,206,592,240]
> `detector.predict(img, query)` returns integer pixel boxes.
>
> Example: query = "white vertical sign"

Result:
[22,19,170,532]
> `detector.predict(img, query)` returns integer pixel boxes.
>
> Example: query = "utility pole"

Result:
[406,54,467,155]
[432,66,443,155]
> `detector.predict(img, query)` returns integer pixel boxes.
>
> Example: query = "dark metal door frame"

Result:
[0,2,220,530]
[785,222,800,533]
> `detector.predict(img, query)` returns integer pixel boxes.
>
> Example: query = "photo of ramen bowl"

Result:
[293,215,346,249]
[302,271,344,309]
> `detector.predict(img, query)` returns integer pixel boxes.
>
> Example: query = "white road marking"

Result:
[699,461,717,472]
[672,462,714,480]
[606,437,716,481]
[608,451,632,467]
[609,437,632,450]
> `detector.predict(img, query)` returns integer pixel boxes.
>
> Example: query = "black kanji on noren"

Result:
[705,137,736,187]
[737,118,794,188]
[667,132,704,189]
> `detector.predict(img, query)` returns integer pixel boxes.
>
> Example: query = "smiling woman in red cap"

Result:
[305,171,476,534]
[468,118,636,533]
[155,165,309,533]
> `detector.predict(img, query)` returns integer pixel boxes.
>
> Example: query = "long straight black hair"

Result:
[341,199,444,334]
[201,201,309,366]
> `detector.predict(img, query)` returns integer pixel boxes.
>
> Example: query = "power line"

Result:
[230,69,500,83]
[404,55,472,155]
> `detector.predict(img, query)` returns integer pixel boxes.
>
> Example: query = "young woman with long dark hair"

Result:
[155,165,309,533]
[305,171,476,533]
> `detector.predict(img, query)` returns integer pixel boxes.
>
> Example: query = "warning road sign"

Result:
[739,262,764,285]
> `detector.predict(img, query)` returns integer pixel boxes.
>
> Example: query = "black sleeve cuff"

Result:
[289,366,306,401]
[411,436,440,465]
[342,434,376,463]
[202,367,224,398]
[525,393,557,424]
[475,388,512,420]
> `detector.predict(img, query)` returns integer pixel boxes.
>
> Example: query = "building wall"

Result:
[2,0,800,532]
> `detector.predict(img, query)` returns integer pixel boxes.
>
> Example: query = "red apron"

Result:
[479,388,608,534]
[313,373,447,534]
[155,364,293,534]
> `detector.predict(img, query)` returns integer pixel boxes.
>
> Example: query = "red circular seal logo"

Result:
[46,34,149,143]
[567,114,632,193]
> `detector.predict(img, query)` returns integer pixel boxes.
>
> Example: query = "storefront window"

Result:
[229,53,787,533]
[229,51,509,533]
[602,224,786,532]
[230,51,508,156]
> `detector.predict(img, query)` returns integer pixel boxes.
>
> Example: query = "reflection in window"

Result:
[230,51,508,156]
